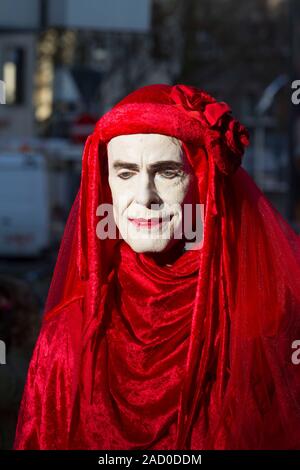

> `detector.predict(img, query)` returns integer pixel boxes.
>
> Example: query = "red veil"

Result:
[14,84,300,449]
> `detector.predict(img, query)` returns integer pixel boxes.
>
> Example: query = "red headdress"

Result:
[14,84,300,449]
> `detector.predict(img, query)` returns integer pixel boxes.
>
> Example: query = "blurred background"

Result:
[0,0,300,449]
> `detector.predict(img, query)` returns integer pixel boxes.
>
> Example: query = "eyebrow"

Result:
[112,160,184,172]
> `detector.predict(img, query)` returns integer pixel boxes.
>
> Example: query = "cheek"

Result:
[108,177,133,212]
[156,177,191,205]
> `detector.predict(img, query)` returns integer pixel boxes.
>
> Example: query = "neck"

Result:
[145,240,186,267]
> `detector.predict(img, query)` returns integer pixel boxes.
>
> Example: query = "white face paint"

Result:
[107,133,198,253]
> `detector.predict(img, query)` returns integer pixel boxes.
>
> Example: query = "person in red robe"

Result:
[14,84,300,450]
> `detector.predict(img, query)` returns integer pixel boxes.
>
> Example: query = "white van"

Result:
[0,152,50,257]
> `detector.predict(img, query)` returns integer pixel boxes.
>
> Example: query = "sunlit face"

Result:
[107,133,198,253]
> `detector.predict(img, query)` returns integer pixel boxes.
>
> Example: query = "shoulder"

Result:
[29,296,84,378]
[14,296,84,450]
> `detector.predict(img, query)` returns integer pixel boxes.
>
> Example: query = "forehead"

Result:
[107,133,183,162]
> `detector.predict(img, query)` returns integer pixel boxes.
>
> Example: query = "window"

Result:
[2,47,24,105]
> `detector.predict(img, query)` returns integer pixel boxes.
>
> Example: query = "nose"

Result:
[135,171,162,209]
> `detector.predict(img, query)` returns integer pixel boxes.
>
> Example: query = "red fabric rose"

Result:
[170,84,250,174]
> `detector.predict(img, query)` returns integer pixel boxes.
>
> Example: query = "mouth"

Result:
[128,215,173,229]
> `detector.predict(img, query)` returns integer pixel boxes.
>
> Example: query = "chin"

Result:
[125,238,172,253]
[118,217,183,254]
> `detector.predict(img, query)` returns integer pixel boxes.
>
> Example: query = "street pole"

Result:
[287,0,297,222]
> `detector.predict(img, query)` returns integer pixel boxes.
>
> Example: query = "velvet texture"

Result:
[14,84,300,450]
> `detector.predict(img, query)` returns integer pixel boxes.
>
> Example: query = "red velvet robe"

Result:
[14,241,205,449]
[14,84,300,450]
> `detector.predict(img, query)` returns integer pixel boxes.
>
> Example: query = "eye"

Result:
[117,171,135,180]
[158,170,182,179]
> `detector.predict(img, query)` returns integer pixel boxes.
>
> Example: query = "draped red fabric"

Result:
[14,84,300,450]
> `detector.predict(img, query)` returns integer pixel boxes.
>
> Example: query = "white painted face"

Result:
[107,133,198,253]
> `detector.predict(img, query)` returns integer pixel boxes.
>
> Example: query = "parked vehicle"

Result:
[0,152,50,257]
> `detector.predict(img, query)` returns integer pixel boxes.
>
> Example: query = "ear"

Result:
[99,142,113,205]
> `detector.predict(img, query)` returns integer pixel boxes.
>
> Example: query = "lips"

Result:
[128,216,172,229]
